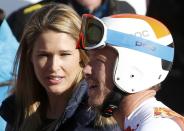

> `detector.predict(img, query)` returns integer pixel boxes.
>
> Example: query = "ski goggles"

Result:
[77,14,174,62]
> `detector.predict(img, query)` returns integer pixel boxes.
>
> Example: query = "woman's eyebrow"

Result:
[35,49,73,53]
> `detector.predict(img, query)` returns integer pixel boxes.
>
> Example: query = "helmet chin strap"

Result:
[100,86,127,117]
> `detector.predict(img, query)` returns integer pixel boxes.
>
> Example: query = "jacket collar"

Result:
[62,80,89,122]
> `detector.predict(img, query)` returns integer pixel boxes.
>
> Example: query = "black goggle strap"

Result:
[76,31,85,49]
[76,17,89,49]
[101,87,126,117]
[106,29,174,62]
[77,14,94,49]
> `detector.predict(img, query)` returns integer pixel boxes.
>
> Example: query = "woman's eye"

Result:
[37,54,48,57]
[60,53,71,56]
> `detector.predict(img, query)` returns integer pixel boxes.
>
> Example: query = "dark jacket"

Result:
[7,0,136,41]
[0,80,121,131]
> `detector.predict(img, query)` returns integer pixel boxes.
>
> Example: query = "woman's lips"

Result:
[47,76,64,85]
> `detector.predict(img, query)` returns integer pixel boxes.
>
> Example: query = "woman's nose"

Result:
[49,56,61,72]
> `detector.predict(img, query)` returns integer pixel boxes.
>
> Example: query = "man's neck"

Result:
[113,89,156,129]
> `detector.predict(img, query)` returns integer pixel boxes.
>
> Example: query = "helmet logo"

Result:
[135,41,156,51]
[134,30,149,38]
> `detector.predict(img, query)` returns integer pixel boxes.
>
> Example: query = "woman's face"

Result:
[32,30,82,95]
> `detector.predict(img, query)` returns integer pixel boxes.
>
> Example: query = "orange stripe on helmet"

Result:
[110,14,170,39]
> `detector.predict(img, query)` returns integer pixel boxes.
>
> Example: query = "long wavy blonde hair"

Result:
[11,3,88,131]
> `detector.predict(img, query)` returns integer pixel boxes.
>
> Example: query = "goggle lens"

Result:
[77,14,104,49]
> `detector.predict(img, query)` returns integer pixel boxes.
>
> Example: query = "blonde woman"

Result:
[0,3,120,131]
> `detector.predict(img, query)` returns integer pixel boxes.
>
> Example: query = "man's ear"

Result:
[0,8,5,26]
[79,60,85,67]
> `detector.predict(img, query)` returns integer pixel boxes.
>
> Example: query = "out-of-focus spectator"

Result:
[0,9,6,131]
[7,0,139,41]
[0,8,19,131]
[0,12,18,92]
[0,9,5,24]
[61,0,136,17]
[147,0,184,115]
[0,9,19,105]
[118,0,150,15]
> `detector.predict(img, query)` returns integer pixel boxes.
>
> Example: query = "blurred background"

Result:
[147,0,184,115]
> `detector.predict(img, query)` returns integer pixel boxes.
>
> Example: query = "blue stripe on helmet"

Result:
[106,29,174,62]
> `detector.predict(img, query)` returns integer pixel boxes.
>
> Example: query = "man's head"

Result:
[78,13,174,115]
[83,45,118,107]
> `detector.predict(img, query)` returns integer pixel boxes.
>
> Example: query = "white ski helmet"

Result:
[78,14,174,93]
